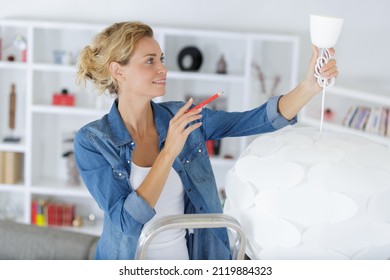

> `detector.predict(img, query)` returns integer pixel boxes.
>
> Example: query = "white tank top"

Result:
[130,162,189,260]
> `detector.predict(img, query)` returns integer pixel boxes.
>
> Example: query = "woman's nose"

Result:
[158,62,167,74]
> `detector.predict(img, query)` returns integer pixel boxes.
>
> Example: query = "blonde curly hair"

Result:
[76,21,154,95]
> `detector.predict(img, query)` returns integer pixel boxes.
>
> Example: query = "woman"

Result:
[74,21,338,260]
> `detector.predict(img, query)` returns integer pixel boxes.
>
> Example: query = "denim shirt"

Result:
[73,96,296,260]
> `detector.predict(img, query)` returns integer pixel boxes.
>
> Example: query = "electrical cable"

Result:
[315,48,334,133]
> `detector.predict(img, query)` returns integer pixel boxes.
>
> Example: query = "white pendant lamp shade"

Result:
[224,127,390,260]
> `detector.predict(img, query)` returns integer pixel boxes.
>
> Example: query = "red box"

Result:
[52,93,75,106]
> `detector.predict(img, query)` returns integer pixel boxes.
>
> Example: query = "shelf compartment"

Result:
[300,86,390,147]
[31,113,98,188]
[0,191,26,223]
[163,31,247,75]
[32,70,115,110]
[250,38,299,99]
[31,194,103,236]
[0,24,28,63]
[32,26,97,65]
[302,87,390,128]
[0,68,27,142]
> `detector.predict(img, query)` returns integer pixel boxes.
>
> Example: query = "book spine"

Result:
[35,200,46,227]
[31,200,38,225]
[369,107,382,134]
[379,108,388,136]
[32,199,77,227]
[342,105,358,127]
[386,108,390,138]
[47,203,55,226]
[63,204,75,226]
[57,204,64,226]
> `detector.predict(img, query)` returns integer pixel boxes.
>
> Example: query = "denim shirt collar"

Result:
[107,99,170,148]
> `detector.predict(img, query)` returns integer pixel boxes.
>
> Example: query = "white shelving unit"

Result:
[0,19,299,235]
[299,84,390,147]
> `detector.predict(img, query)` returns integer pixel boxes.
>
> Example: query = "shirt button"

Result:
[130,141,135,146]
[186,160,190,164]
[198,149,202,153]
[119,173,122,176]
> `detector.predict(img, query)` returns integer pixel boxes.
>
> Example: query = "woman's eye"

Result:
[161,56,165,64]
[146,58,154,64]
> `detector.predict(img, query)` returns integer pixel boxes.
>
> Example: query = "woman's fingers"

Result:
[164,102,203,158]
[320,59,338,79]
[171,99,202,131]
[184,121,202,136]
[177,98,194,115]
[179,108,202,128]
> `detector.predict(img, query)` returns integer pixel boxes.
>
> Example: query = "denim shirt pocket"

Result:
[112,164,128,181]
[181,142,213,183]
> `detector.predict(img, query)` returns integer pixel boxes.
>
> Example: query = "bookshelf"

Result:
[299,84,390,147]
[0,19,299,235]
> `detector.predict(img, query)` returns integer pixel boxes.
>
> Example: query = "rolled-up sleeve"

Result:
[124,191,155,224]
[266,95,297,129]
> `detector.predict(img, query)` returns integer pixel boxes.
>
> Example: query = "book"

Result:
[63,204,75,226]
[3,152,22,184]
[31,200,38,225]
[378,108,388,136]
[57,203,64,226]
[366,107,382,135]
[342,105,358,127]
[35,200,47,227]
[386,108,390,138]
[47,202,56,226]
[350,107,370,130]
[359,107,371,130]
[31,200,76,227]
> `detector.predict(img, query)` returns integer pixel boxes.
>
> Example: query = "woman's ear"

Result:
[109,61,125,81]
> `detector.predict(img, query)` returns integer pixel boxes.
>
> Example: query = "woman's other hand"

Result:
[163,98,203,159]
[304,45,339,92]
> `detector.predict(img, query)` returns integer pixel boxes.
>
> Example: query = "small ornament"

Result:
[216,54,227,74]
[88,213,96,225]
[63,151,81,186]
[324,108,334,121]
[72,215,83,227]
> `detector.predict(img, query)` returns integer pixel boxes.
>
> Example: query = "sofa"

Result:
[0,220,98,259]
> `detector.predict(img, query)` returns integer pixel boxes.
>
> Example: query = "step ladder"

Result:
[134,213,247,260]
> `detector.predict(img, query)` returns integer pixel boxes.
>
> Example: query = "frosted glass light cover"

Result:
[310,15,344,49]
[224,127,390,260]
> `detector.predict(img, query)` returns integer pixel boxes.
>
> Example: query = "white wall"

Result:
[1,0,389,90]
